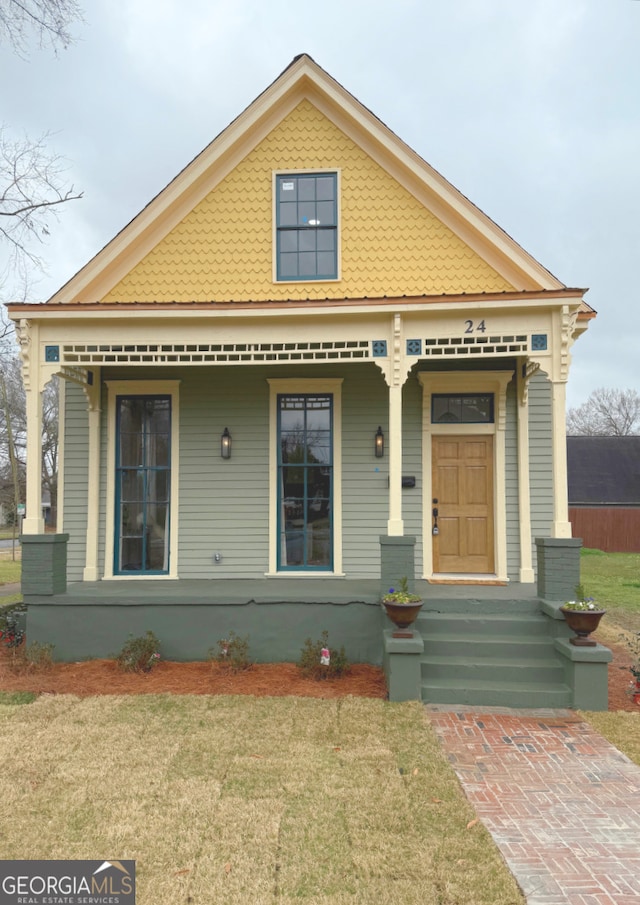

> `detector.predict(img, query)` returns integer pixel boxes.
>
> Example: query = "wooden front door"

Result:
[432,435,494,574]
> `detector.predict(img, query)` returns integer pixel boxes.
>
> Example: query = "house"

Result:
[8,55,609,708]
[568,435,640,552]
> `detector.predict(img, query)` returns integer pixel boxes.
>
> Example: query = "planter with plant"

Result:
[382,577,423,634]
[560,586,605,647]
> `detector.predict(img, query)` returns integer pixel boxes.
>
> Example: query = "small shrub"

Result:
[209,631,252,672]
[619,631,640,683]
[297,630,350,680]
[0,603,27,648]
[116,631,161,673]
[6,641,55,675]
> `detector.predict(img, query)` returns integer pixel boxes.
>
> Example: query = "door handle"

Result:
[432,507,439,536]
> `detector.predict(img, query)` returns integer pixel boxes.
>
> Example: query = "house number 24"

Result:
[464,319,486,334]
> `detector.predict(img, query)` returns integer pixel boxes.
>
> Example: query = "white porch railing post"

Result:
[551,379,572,538]
[18,320,45,535]
[83,371,102,580]
[387,382,404,536]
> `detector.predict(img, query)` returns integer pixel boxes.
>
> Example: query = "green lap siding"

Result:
[63,381,89,581]
[61,365,547,583]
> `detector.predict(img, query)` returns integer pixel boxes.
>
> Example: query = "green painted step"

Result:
[416,602,572,708]
[421,654,565,684]
[422,677,572,708]
[422,635,556,659]
[418,611,552,637]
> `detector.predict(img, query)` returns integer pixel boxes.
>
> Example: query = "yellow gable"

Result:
[103,100,514,303]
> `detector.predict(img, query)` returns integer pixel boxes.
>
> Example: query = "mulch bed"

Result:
[0,635,637,710]
[0,654,388,699]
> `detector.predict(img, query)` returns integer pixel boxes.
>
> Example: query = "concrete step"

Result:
[421,654,565,685]
[422,635,555,659]
[422,677,573,708]
[418,611,552,637]
[419,597,542,615]
[415,602,572,708]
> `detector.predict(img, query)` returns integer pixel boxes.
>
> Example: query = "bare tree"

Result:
[0,0,82,54]
[567,387,640,436]
[42,375,58,524]
[1,127,83,275]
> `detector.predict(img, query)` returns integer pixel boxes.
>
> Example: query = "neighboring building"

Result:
[8,56,605,707]
[568,436,640,553]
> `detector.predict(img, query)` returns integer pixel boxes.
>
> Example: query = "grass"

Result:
[0,550,21,584]
[580,550,640,632]
[0,695,525,905]
[0,550,22,605]
[582,710,640,768]
[0,691,37,705]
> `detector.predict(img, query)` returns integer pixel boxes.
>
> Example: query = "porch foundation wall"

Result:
[383,628,424,702]
[554,638,612,711]
[380,535,416,597]
[20,534,69,596]
[25,599,384,664]
[535,537,582,601]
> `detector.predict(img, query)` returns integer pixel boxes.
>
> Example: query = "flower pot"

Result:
[560,607,606,647]
[382,600,423,633]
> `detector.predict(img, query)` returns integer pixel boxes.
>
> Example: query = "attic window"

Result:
[275,173,338,281]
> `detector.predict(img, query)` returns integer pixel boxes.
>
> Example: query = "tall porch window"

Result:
[277,394,332,570]
[115,395,171,575]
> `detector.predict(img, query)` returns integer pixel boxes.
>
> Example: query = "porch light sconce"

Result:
[375,426,384,458]
[221,427,232,459]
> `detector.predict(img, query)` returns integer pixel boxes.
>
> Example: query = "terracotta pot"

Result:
[382,600,423,631]
[560,607,606,647]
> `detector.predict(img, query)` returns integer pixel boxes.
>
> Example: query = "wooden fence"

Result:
[569,507,640,553]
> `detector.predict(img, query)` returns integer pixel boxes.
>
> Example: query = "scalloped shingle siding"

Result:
[103,100,513,303]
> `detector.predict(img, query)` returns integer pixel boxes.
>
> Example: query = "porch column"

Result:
[516,366,534,581]
[387,382,404,536]
[18,320,45,534]
[550,379,572,538]
[83,371,101,581]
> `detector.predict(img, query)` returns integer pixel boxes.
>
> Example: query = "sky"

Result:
[1,0,638,408]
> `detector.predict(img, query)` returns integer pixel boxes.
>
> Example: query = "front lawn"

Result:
[0,552,21,586]
[0,695,524,905]
[582,710,640,767]
[580,550,640,632]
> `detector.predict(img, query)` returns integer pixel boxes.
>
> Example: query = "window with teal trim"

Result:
[276,173,337,280]
[278,394,332,570]
[115,396,171,574]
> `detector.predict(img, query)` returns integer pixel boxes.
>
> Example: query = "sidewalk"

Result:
[427,705,640,905]
[0,583,20,598]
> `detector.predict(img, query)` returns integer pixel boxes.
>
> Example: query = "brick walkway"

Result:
[427,705,640,905]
